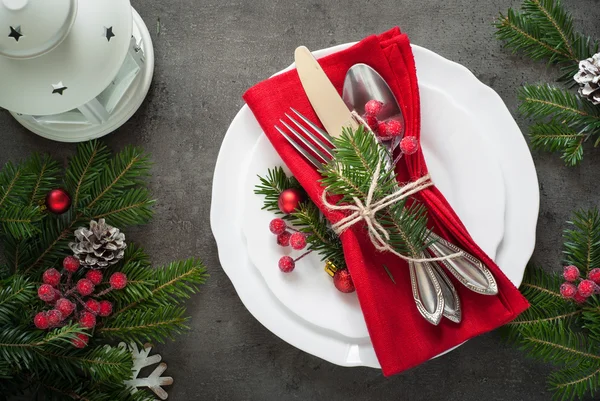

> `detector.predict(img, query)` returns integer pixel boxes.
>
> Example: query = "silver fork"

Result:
[275,107,498,326]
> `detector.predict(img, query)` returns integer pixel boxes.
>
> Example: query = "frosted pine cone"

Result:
[69,219,126,269]
[574,52,600,105]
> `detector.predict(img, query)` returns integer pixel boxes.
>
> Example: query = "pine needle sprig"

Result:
[563,209,600,275]
[0,276,36,326]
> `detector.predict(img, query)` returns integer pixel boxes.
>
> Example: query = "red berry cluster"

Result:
[363,99,419,156]
[269,218,311,273]
[559,265,600,303]
[33,256,127,348]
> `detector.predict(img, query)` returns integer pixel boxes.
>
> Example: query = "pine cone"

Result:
[574,52,600,105]
[69,219,126,269]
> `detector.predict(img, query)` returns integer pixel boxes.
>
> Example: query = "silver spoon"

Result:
[342,63,498,325]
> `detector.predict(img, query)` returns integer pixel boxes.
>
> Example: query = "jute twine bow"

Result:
[321,159,463,263]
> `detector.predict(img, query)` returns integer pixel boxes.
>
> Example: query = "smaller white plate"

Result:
[242,83,506,339]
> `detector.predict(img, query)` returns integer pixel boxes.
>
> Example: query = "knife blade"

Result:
[294,46,359,138]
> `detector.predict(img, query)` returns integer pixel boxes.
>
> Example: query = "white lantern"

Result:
[0,0,154,142]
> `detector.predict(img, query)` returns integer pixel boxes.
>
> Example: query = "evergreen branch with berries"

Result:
[0,142,206,400]
[503,208,600,400]
[495,0,600,165]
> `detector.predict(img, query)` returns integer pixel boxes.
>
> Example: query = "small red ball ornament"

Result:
[45,188,72,214]
[333,269,355,293]
[109,272,128,289]
[72,333,89,348]
[278,189,303,214]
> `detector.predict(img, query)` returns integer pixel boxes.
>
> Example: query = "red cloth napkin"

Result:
[243,27,529,376]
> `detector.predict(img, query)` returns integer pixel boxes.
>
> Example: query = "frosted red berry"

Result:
[42,268,61,287]
[385,120,403,137]
[72,333,89,348]
[578,279,596,298]
[38,284,56,302]
[400,136,419,155]
[79,311,96,328]
[365,99,383,116]
[63,256,80,273]
[560,282,577,299]
[377,121,388,138]
[277,231,291,247]
[278,256,295,273]
[290,232,307,250]
[589,268,600,285]
[109,272,128,289]
[563,265,580,282]
[269,218,287,235]
[56,298,75,317]
[86,270,103,285]
[33,312,49,329]
[85,299,101,315]
[333,269,355,293]
[76,279,95,296]
[364,114,378,130]
[98,300,113,317]
[46,309,63,326]
[574,292,588,304]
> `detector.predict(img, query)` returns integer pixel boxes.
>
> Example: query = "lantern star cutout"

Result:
[104,26,115,42]
[8,26,23,42]
[51,82,67,95]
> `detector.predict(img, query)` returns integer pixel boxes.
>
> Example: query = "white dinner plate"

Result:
[211,42,539,368]
[241,82,506,340]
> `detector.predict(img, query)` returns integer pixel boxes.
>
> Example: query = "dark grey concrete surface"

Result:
[2,0,600,399]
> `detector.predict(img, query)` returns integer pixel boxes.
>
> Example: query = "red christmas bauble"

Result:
[333,269,355,293]
[278,188,304,214]
[45,188,71,214]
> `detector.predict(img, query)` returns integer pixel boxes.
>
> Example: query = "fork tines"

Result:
[275,108,335,169]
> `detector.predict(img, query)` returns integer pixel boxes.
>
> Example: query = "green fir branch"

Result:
[0,276,35,325]
[254,166,301,215]
[65,141,111,209]
[563,209,600,274]
[25,153,61,207]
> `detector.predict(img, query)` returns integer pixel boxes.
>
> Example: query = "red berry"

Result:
[79,311,96,329]
[98,300,113,317]
[33,312,49,329]
[76,279,95,296]
[38,284,56,302]
[42,268,61,287]
[363,115,378,130]
[578,279,596,298]
[85,299,101,315]
[72,333,89,348]
[46,309,63,326]
[400,136,419,155]
[574,292,588,304]
[385,120,403,137]
[365,99,383,116]
[560,282,577,299]
[63,256,80,273]
[277,231,292,247]
[563,265,580,282]
[589,268,600,285]
[269,218,287,235]
[377,121,389,138]
[86,270,103,285]
[56,298,75,317]
[278,256,295,273]
[109,272,127,290]
[333,269,355,293]
[290,232,307,250]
